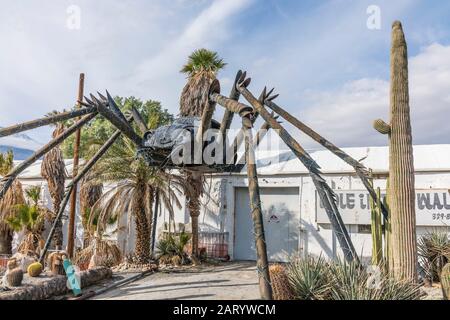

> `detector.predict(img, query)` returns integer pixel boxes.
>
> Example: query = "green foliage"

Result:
[156,232,191,263]
[286,256,423,300]
[180,48,226,76]
[25,186,41,207]
[6,204,38,232]
[61,96,173,158]
[5,186,45,233]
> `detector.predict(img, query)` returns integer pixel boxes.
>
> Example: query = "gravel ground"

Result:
[92,261,260,300]
[81,261,444,301]
[420,284,444,300]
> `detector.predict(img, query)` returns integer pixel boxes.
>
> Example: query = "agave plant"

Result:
[287,256,331,300]
[286,256,423,300]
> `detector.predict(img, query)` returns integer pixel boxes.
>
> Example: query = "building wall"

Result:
[172,170,450,262]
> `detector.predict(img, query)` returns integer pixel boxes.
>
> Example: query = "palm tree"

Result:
[0,151,26,254]
[41,123,67,249]
[179,49,226,257]
[88,139,184,264]
[6,186,52,255]
[76,96,179,264]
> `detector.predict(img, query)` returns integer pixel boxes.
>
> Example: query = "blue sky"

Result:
[0,0,449,149]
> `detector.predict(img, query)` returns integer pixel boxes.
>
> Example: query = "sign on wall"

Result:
[316,189,450,226]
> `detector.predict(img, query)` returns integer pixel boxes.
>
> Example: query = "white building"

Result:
[152,144,450,262]
[14,144,450,262]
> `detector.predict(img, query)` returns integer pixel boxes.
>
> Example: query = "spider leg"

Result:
[237,72,360,264]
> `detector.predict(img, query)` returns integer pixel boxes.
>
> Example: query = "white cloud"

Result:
[296,43,450,148]
[0,0,448,153]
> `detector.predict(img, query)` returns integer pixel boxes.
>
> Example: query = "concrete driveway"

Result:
[93,261,260,300]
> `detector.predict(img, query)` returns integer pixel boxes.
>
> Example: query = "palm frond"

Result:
[180,49,226,76]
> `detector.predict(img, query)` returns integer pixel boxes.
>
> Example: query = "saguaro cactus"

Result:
[373,21,417,282]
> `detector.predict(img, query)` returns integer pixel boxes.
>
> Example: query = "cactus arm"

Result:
[373,119,391,135]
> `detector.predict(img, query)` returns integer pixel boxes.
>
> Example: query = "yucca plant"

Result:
[287,256,331,300]
[286,256,422,300]
[418,232,450,283]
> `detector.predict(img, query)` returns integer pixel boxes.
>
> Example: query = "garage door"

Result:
[234,187,300,262]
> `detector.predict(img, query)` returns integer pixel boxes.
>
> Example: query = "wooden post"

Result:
[243,115,272,300]
[67,73,85,258]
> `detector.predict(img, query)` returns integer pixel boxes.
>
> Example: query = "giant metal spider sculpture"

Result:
[0,70,388,299]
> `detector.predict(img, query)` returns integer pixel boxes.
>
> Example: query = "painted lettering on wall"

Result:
[316,189,450,226]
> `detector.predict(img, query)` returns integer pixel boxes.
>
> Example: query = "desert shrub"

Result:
[418,232,450,282]
[156,232,191,265]
[287,256,422,300]
[328,259,422,300]
[74,237,122,268]
[287,256,331,300]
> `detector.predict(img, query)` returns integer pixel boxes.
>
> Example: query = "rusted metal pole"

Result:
[218,70,242,142]
[264,99,388,220]
[233,119,273,172]
[130,106,148,134]
[242,115,273,300]
[91,93,142,146]
[237,82,359,263]
[0,107,96,138]
[0,112,97,200]
[67,73,85,258]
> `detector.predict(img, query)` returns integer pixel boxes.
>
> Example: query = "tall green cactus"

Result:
[373,21,417,282]
[369,173,383,266]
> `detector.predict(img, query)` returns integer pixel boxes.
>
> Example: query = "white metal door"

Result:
[234,187,299,262]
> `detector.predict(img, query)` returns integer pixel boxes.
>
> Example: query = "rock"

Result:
[0,267,112,300]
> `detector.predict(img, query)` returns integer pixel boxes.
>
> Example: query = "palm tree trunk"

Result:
[186,172,202,257]
[150,191,159,257]
[133,183,151,264]
[0,229,12,254]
